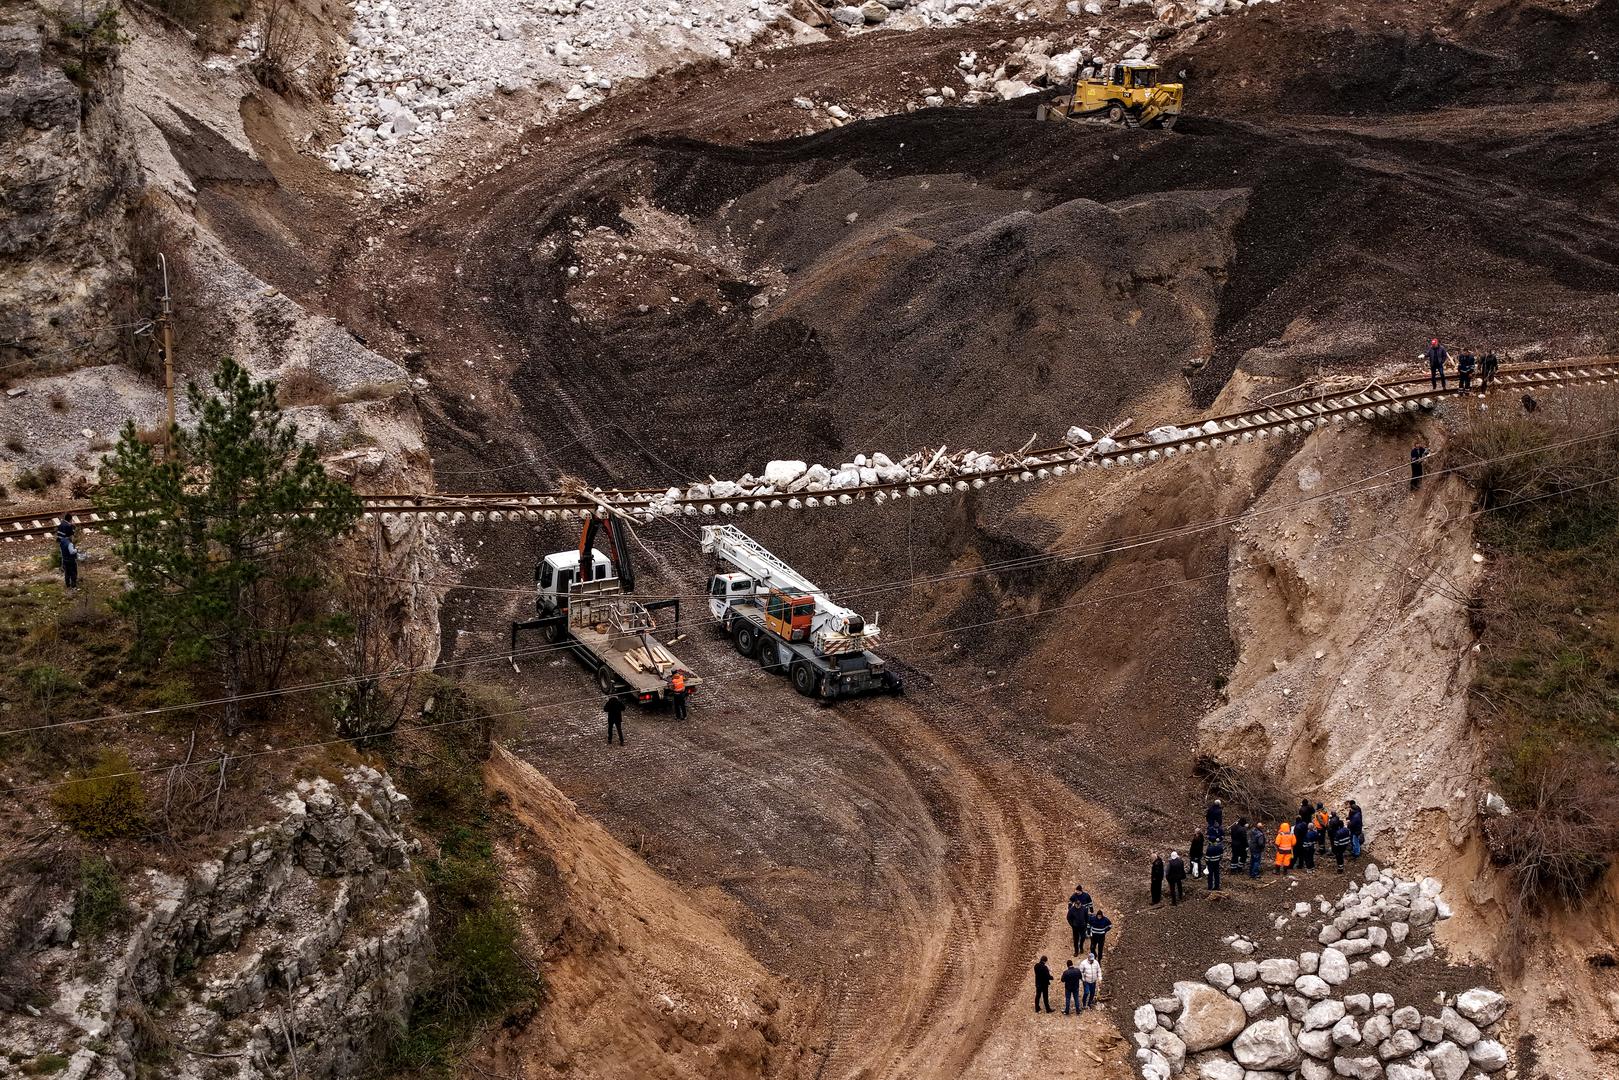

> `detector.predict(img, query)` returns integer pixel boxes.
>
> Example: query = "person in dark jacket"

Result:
[1300,823,1319,872]
[1230,817,1249,869]
[1166,851,1187,905]
[1481,351,1500,389]
[1060,959,1083,1014]
[1150,854,1165,905]
[55,515,79,589]
[1330,820,1352,872]
[1066,897,1089,955]
[1411,444,1428,490]
[1426,339,1448,389]
[1189,830,1205,879]
[1033,956,1054,1013]
[1088,910,1112,959]
[605,693,625,745]
[1298,797,1314,826]
[1457,350,1476,389]
[1205,834,1224,891]
[1247,823,1266,879]
[1206,799,1223,831]
[1347,801,1365,858]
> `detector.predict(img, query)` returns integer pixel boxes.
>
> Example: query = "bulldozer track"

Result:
[5,359,1613,544]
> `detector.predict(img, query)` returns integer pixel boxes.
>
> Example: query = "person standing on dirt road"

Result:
[1300,821,1319,872]
[1061,960,1083,1014]
[1087,909,1112,960]
[1205,833,1224,891]
[1426,339,1449,390]
[1347,801,1365,858]
[1067,894,1090,955]
[1330,818,1352,872]
[1248,823,1266,879]
[670,669,689,720]
[1230,816,1249,870]
[1079,952,1101,1009]
[1189,830,1204,879]
[1167,851,1187,905]
[1150,854,1165,905]
[1410,443,1428,490]
[1033,956,1054,1013]
[1273,823,1296,875]
[605,694,626,746]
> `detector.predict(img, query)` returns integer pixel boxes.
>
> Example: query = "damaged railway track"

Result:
[7,358,1615,543]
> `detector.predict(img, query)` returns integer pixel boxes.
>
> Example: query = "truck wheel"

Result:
[543,618,564,644]
[595,667,616,695]
[733,623,758,658]
[791,662,818,697]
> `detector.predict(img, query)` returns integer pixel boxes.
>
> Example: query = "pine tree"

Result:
[100,358,361,733]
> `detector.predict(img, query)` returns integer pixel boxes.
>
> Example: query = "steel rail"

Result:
[5,359,1615,543]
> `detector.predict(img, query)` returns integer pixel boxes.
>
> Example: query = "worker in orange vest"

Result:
[670,669,689,720]
[1273,822,1296,875]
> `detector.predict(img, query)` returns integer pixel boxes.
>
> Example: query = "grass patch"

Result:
[382,681,537,1075]
[1461,410,1619,927]
[52,748,149,840]
[21,1054,71,1076]
[72,857,125,940]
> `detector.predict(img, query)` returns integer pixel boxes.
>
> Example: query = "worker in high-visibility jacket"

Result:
[671,670,690,720]
[1273,822,1297,875]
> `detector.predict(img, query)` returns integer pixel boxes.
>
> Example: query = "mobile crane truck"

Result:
[512,511,700,706]
[701,524,901,700]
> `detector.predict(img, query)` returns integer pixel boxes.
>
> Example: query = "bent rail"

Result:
[5,359,1615,543]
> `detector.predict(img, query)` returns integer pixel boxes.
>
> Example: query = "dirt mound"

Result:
[476,747,806,1079]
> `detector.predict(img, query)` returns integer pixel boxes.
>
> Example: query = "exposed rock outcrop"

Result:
[6,769,430,1079]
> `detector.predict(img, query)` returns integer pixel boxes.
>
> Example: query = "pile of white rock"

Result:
[1131,865,1511,1080]
[324,0,784,181]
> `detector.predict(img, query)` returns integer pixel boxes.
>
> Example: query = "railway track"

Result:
[4,359,1614,544]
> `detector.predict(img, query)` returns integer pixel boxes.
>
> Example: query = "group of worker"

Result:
[603,671,690,744]
[1032,885,1113,1014]
[1151,798,1366,904]
[1424,339,1499,392]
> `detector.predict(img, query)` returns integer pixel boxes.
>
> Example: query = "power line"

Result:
[6,470,1612,799]
[5,426,1614,741]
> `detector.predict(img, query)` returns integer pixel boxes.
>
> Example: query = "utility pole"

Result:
[157,253,176,459]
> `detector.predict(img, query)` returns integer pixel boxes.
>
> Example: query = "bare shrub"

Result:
[1194,754,1293,824]
[248,0,311,94]
[275,365,337,408]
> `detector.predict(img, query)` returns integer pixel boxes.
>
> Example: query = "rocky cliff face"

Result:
[6,768,430,1079]
[0,6,135,372]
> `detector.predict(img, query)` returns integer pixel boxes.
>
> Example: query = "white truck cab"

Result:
[537,548,616,610]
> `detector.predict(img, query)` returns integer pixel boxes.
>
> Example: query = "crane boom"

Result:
[701,524,880,653]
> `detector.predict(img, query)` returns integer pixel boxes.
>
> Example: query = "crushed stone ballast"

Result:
[5,359,1615,543]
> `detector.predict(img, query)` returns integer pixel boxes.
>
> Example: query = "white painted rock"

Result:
[1238,986,1270,1017]
[1426,1040,1470,1080]
[1234,961,1259,981]
[1294,975,1331,1000]
[1298,1027,1334,1059]
[1148,1027,1187,1072]
[1258,958,1299,985]
[1174,980,1250,1053]
[1330,1015,1361,1048]
[1455,988,1508,1026]
[1332,1053,1383,1080]
[1135,1003,1160,1033]
[1440,1007,1481,1046]
[1206,963,1236,990]
[1469,1039,1508,1072]
[1318,948,1350,985]
[1187,1053,1244,1080]
[1232,1016,1301,1071]
[1303,999,1346,1031]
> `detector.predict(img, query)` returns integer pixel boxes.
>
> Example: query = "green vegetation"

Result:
[99,358,361,734]
[56,3,125,87]
[1458,412,1619,919]
[384,682,537,1075]
[51,749,148,840]
[72,857,125,941]
[15,464,60,494]
[21,1053,71,1076]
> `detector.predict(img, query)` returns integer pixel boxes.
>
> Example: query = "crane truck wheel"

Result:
[759,642,781,673]
[733,623,758,658]
[791,662,818,697]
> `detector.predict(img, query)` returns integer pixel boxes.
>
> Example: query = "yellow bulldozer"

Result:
[1036,61,1183,129]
